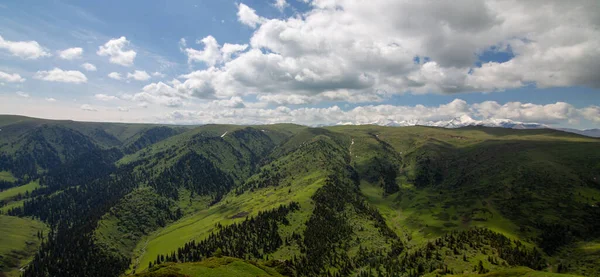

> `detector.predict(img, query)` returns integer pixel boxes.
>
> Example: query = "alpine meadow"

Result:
[1,0,600,276]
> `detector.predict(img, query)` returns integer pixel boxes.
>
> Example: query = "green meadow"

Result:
[134,257,282,277]
[0,180,40,201]
[0,171,16,182]
[0,215,47,277]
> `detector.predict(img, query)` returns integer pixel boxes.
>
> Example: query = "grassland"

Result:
[0,215,47,276]
[442,267,583,277]
[0,171,16,182]
[0,181,40,215]
[554,241,600,276]
[134,257,283,277]
[0,180,40,201]
[130,172,325,273]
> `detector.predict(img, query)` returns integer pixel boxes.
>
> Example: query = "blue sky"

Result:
[0,0,599,128]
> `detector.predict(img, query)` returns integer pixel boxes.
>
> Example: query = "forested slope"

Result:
[0,115,598,277]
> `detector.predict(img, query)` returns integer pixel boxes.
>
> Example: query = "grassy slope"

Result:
[330,125,600,274]
[130,163,326,273]
[554,241,600,277]
[442,267,582,277]
[0,171,16,182]
[98,124,305,273]
[95,187,180,260]
[134,257,283,277]
[3,117,596,276]
[128,128,349,273]
[126,125,600,276]
[0,180,40,201]
[0,215,47,277]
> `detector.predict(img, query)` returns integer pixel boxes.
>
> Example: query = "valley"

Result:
[0,115,599,276]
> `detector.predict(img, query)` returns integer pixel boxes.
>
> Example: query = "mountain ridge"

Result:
[0,115,598,277]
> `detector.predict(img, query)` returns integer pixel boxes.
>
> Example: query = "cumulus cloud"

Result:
[0,71,25,82]
[472,101,578,124]
[185,36,221,66]
[272,0,288,12]
[169,1,600,105]
[212,96,246,108]
[221,43,248,62]
[97,36,136,66]
[80,104,97,111]
[152,72,166,78]
[156,99,600,127]
[95,94,118,101]
[580,106,600,123]
[58,47,83,60]
[81,63,97,71]
[45,97,57,102]
[107,72,122,80]
[118,106,130,112]
[132,81,191,107]
[127,70,151,81]
[183,36,248,66]
[15,91,29,98]
[0,35,51,59]
[237,3,265,28]
[34,68,87,84]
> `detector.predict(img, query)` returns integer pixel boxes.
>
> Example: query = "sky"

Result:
[0,0,599,129]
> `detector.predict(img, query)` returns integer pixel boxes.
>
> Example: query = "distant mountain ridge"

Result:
[339,115,600,138]
[334,115,550,130]
[556,128,600,138]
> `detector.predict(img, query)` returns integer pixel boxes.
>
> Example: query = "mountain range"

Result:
[0,115,599,277]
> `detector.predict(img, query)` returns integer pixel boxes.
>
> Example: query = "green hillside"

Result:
[444,267,582,277]
[1,116,599,277]
[0,215,47,277]
[134,257,283,277]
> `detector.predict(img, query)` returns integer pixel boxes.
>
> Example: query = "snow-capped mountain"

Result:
[371,115,547,129]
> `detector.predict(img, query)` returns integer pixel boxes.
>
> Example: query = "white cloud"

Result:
[34,68,87,84]
[0,71,25,83]
[237,3,265,28]
[94,94,118,101]
[58,47,83,60]
[81,62,97,71]
[127,70,151,81]
[185,36,221,66]
[118,106,130,112]
[258,94,312,105]
[0,35,51,59]
[107,72,122,80]
[45,97,57,102]
[152,71,166,78]
[472,101,577,124]
[221,43,248,62]
[132,81,191,107]
[97,36,137,66]
[212,96,246,108]
[155,99,599,128]
[15,91,29,98]
[171,1,600,104]
[80,104,97,111]
[580,106,600,123]
[273,0,288,12]
[184,36,249,66]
